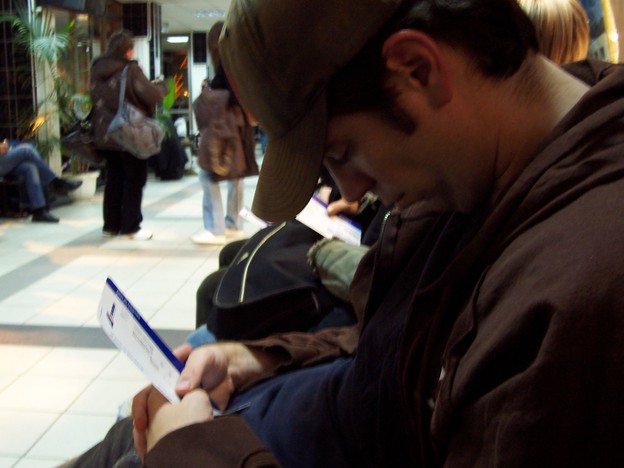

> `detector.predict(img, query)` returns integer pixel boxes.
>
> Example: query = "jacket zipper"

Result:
[238,222,287,302]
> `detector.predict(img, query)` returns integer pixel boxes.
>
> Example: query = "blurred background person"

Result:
[90,29,166,240]
[518,0,590,64]
[0,138,81,223]
[191,21,251,245]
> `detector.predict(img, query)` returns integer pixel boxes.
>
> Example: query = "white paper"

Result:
[296,195,362,245]
[97,278,182,403]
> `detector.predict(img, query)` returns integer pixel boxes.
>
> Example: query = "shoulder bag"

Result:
[106,64,164,159]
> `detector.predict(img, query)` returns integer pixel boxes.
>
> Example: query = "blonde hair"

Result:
[208,21,225,70]
[518,0,590,64]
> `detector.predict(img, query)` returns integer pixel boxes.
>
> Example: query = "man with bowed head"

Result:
[100,0,624,466]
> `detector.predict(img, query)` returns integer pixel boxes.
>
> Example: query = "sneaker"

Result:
[125,228,153,241]
[192,229,226,245]
[102,230,118,238]
[226,229,246,239]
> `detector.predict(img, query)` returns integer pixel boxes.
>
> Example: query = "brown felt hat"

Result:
[220,0,410,222]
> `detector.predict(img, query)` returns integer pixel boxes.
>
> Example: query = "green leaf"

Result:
[162,77,176,110]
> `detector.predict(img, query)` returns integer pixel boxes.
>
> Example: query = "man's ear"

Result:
[382,30,452,107]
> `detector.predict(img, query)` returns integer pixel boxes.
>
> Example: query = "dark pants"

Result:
[62,417,139,468]
[0,144,56,211]
[101,149,147,235]
[65,360,354,468]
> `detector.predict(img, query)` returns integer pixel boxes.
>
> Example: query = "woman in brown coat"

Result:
[90,29,166,240]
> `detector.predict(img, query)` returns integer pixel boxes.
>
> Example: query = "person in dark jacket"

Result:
[90,29,166,240]
[63,1,624,467]
[132,0,624,465]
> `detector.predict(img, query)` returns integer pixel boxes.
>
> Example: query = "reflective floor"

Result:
[0,169,260,467]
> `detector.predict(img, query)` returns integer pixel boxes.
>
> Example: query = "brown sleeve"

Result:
[126,62,166,117]
[144,416,279,468]
[240,324,359,387]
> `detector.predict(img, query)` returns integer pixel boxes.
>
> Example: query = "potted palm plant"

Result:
[0,4,75,173]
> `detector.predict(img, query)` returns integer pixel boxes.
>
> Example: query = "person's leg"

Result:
[10,162,47,210]
[59,417,139,468]
[225,178,244,231]
[260,127,268,154]
[185,325,217,349]
[198,168,225,235]
[193,169,226,244]
[118,152,148,235]
[0,145,57,183]
[103,151,123,234]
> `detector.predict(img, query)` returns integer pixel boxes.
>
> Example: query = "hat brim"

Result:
[251,94,327,223]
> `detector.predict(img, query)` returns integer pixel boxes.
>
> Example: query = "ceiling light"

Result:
[166,36,189,44]
[192,9,225,18]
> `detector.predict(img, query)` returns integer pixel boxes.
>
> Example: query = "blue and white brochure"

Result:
[97,277,183,403]
[295,195,362,245]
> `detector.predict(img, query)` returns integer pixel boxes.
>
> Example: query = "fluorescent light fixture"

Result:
[166,36,189,44]
[192,9,225,18]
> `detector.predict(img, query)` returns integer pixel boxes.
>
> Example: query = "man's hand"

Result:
[327,198,359,217]
[133,386,214,459]
[132,341,277,459]
[175,342,275,408]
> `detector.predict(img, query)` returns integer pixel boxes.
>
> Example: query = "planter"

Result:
[67,171,99,201]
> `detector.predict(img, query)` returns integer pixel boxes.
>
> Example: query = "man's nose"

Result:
[323,160,371,203]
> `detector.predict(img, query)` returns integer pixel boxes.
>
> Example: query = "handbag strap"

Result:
[117,63,130,110]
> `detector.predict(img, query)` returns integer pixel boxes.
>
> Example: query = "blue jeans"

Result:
[198,168,243,235]
[0,144,56,210]
[185,325,217,349]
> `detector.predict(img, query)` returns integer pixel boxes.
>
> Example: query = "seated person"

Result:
[195,168,382,333]
[0,139,82,222]
[63,1,624,466]
[187,197,384,352]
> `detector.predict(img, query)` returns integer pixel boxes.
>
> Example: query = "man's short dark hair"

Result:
[106,29,135,57]
[328,0,538,119]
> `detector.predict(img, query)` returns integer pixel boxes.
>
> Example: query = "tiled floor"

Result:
[0,169,260,467]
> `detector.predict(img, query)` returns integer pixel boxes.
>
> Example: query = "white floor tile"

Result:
[0,346,52,375]
[0,375,17,393]
[0,410,58,457]
[26,413,117,460]
[13,457,67,468]
[67,378,147,416]
[0,456,19,468]
[0,375,91,412]
[28,348,116,378]
[0,172,259,463]
[0,291,63,311]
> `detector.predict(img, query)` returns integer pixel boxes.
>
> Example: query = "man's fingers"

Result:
[208,378,235,411]
[176,346,228,396]
[172,343,193,362]
[133,424,147,461]
[131,385,152,431]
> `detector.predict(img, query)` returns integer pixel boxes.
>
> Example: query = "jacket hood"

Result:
[90,55,130,82]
